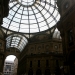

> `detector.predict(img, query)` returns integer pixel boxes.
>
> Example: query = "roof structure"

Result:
[2,0,60,35]
[1,0,61,51]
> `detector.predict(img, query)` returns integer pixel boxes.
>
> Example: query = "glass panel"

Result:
[17,9,22,14]
[37,17,44,22]
[20,29,29,33]
[49,21,56,27]
[47,17,53,24]
[20,24,29,28]
[9,10,15,15]
[9,3,14,7]
[22,15,28,19]
[30,28,39,33]
[23,10,28,15]
[12,6,18,11]
[49,7,54,13]
[15,13,21,18]
[30,19,36,24]
[21,20,28,24]
[44,13,50,19]
[56,14,60,21]
[13,17,20,23]
[9,26,18,31]
[36,13,42,18]
[39,21,46,27]
[3,18,11,24]
[51,0,55,5]
[45,4,50,10]
[40,2,45,7]
[30,24,38,28]
[10,21,19,28]
[40,25,48,31]
[29,15,35,19]
[2,22,9,28]
[41,9,47,15]
[53,9,58,17]
[32,7,39,14]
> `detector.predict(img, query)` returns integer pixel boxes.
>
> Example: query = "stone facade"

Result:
[18,38,63,75]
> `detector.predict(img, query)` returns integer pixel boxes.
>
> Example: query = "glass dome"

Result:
[2,0,60,34]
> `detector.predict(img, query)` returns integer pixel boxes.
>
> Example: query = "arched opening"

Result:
[28,69,33,75]
[45,69,51,75]
[3,55,18,75]
[36,69,42,75]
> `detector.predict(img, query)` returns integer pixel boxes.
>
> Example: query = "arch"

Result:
[5,48,20,60]
[36,69,42,75]
[4,55,18,65]
[28,69,33,75]
[3,55,18,75]
[45,69,51,75]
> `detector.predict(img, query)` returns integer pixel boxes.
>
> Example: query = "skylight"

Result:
[6,34,28,52]
[2,0,60,34]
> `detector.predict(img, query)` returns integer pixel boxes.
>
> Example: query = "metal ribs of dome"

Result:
[2,0,60,34]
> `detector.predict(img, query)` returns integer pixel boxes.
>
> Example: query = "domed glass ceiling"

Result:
[2,0,60,34]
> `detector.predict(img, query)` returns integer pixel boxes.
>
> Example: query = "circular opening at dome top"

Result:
[18,0,35,6]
